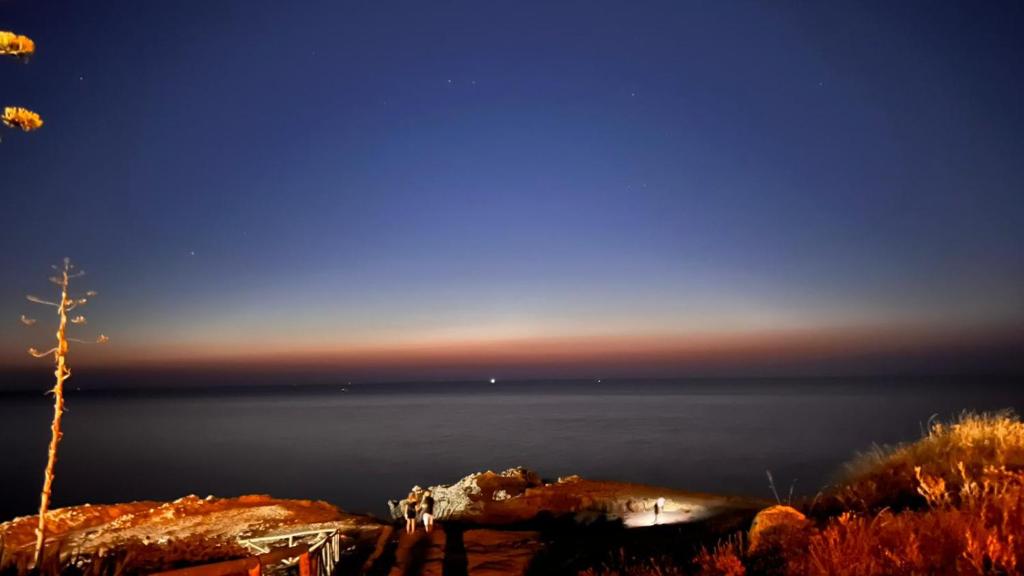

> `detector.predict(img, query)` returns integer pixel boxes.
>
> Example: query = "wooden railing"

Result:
[150,528,344,576]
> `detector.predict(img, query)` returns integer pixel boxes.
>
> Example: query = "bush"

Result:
[830,410,1024,513]
[696,411,1024,575]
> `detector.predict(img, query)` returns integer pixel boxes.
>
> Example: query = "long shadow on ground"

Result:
[442,525,468,576]
[525,508,758,575]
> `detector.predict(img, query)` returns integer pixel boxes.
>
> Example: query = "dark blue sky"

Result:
[2,1,1022,376]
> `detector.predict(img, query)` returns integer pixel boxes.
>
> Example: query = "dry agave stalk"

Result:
[2,30,42,139]
[22,258,109,569]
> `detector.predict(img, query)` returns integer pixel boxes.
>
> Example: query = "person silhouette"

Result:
[404,491,419,534]
[419,490,436,533]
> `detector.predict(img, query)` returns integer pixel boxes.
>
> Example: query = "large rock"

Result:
[389,468,767,526]
[388,467,543,521]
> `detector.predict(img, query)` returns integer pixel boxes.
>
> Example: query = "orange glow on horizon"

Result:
[25,323,1018,379]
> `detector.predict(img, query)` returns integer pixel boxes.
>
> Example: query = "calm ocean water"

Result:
[1,377,1021,521]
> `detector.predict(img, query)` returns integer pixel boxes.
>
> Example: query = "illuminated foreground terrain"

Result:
[1,412,1022,575]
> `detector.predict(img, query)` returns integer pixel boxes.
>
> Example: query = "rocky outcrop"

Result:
[0,495,385,575]
[389,467,768,526]
[388,467,543,521]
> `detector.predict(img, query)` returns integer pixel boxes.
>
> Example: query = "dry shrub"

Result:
[747,506,807,556]
[578,563,687,576]
[698,468,1024,575]
[832,410,1024,513]
[793,466,1024,575]
[695,412,1024,575]
[578,548,689,576]
[694,535,746,576]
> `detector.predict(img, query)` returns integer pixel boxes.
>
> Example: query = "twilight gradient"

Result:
[1,1,1022,379]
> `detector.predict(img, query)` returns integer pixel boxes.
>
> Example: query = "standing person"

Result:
[653,497,666,525]
[420,490,436,533]
[404,491,419,534]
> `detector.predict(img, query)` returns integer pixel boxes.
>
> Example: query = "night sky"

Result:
[2,1,1022,380]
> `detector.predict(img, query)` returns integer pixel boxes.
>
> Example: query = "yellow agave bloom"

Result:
[3,107,44,131]
[0,31,35,56]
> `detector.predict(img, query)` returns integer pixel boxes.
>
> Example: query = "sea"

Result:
[1,376,1021,522]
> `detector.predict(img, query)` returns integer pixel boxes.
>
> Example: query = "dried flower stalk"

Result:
[2,107,44,132]
[2,31,42,139]
[23,258,108,568]
[0,31,35,56]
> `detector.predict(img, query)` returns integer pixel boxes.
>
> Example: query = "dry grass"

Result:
[578,557,689,576]
[694,535,746,576]
[695,411,1024,575]
[830,410,1024,513]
